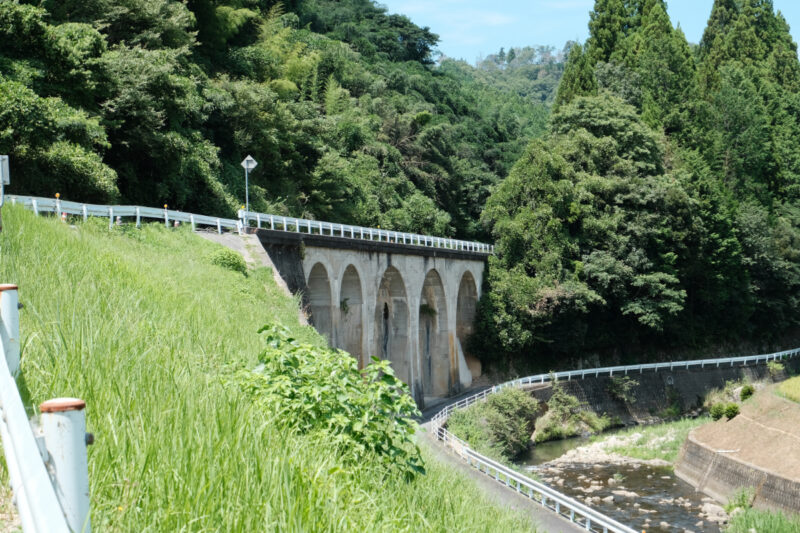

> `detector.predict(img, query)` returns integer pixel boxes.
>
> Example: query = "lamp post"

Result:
[241,155,257,217]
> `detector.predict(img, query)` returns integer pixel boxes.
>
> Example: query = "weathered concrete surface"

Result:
[196,231,308,325]
[252,228,486,407]
[527,358,800,426]
[675,388,800,514]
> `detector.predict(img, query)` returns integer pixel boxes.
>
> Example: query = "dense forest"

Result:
[6,0,800,369]
[0,0,559,239]
[477,0,800,368]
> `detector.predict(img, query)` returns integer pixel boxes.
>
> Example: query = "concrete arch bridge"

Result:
[253,227,487,407]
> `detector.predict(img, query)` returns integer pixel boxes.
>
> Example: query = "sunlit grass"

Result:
[0,205,536,531]
[777,375,800,403]
[590,417,707,463]
[726,508,800,533]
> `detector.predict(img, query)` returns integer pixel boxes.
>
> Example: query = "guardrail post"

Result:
[108,207,113,230]
[163,206,169,228]
[135,207,140,228]
[39,398,91,533]
[0,284,20,377]
[32,198,39,216]
[83,205,89,223]
[190,215,195,231]
[216,219,221,234]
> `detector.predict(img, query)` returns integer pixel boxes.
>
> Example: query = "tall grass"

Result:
[778,375,800,403]
[726,508,800,533]
[0,206,535,531]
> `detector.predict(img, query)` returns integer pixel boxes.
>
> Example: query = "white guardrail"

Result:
[0,285,92,532]
[7,195,494,254]
[430,347,800,533]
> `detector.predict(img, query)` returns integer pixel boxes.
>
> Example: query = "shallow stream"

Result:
[517,437,722,532]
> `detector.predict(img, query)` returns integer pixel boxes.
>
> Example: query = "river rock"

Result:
[659,521,670,529]
[607,477,618,487]
[701,502,728,523]
[611,489,639,499]
[602,495,615,503]
[556,478,564,487]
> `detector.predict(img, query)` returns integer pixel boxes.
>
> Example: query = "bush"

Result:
[725,403,740,419]
[768,361,785,379]
[209,248,247,274]
[532,378,611,443]
[234,325,424,478]
[447,386,538,461]
[710,403,725,420]
[607,376,639,404]
[740,384,755,401]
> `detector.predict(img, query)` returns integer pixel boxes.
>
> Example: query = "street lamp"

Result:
[241,155,257,215]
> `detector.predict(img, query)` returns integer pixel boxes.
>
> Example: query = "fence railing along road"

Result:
[430,347,800,533]
[0,285,92,532]
[8,195,494,254]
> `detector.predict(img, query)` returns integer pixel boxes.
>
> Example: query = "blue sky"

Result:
[380,1,800,63]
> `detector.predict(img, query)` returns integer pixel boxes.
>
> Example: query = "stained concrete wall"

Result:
[676,435,800,514]
[526,358,800,426]
[253,229,485,406]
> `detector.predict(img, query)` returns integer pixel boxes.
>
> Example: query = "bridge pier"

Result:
[253,229,486,407]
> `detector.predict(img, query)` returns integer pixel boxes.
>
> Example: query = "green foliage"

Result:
[235,325,424,478]
[208,247,247,274]
[478,0,800,368]
[0,205,538,531]
[740,384,755,401]
[447,387,539,461]
[768,361,786,378]
[725,487,756,514]
[533,378,610,443]
[726,507,800,533]
[710,403,726,420]
[607,376,638,404]
[1,0,558,240]
[778,376,800,403]
[725,402,740,419]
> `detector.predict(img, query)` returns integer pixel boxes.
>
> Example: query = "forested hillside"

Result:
[478,0,800,368]
[0,0,556,238]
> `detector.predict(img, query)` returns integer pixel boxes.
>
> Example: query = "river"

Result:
[518,436,723,532]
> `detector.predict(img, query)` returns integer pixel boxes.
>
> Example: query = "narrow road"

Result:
[419,390,585,533]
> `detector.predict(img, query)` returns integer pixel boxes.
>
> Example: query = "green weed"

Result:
[0,206,536,532]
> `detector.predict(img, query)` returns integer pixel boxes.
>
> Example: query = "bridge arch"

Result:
[339,264,364,366]
[456,270,478,357]
[307,262,333,344]
[374,266,410,385]
[419,269,450,397]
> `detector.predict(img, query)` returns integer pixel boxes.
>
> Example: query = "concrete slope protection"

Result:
[676,387,800,515]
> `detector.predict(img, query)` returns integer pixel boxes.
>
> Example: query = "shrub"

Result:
[740,384,755,401]
[209,248,247,274]
[607,376,639,404]
[710,403,725,420]
[233,325,424,478]
[447,386,538,461]
[725,487,755,513]
[532,378,611,443]
[768,361,785,379]
[725,403,740,419]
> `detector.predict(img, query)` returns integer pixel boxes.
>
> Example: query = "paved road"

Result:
[419,389,585,533]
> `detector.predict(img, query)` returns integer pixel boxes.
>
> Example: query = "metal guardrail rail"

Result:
[6,195,494,253]
[0,285,92,532]
[9,196,240,234]
[430,346,800,533]
[239,209,494,254]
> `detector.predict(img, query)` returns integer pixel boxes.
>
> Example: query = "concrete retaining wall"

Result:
[675,434,800,514]
[527,358,800,425]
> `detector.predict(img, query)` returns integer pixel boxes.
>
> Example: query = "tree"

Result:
[553,43,596,110]
[586,0,627,63]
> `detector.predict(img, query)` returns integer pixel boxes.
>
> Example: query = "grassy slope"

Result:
[778,375,800,402]
[0,205,534,532]
[593,418,707,463]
